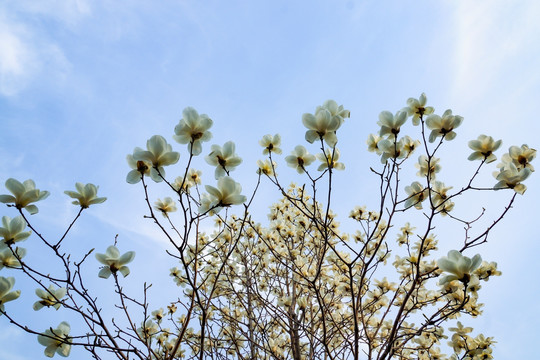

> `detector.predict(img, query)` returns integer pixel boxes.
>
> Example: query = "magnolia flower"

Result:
[259,134,282,155]
[366,134,383,154]
[205,141,243,179]
[0,178,50,214]
[403,93,434,125]
[285,146,315,174]
[400,135,421,155]
[154,197,177,216]
[133,135,180,182]
[431,181,454,215]
[37,321,71,357]
[425,109,463,143]
[33,285,66,311]
[404,182,427,209]
[493,161,531,194]
[0,276,20,313]
[500,144,536,171]
[438,250,482,285]
[316,100,350,126]
[173,107,213,156]
[64,183,106,209]
[415,155,441,179]
[468,135,502,163]
[302,107,342,147]
[377,111,407,137]
[152,308,165,323]
[186,169,202,186]
[448,321,473,352]
[172,176,190,193]
[316,148,345,171]
[125,153,152,184]
[257,159,277,176]
[138,319,159,340]
[378,138,407,163]
[199,177,246,214]
[95,246,136,279]
[0,215,31,249]
[0,247,26,270]
[198,193,218,216]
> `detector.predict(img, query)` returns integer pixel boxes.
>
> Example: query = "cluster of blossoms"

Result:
[0,178,132,357]
[0,95,535,359]
[281,100,350,175]
[127,107,247,215]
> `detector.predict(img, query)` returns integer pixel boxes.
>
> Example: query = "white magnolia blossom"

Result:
[0,247,26,270]
[468,135,502,163]
[425,109,463,143]
[0,178,50,215]
[416,155,441,179]
[316,148,345,171]
[173,107,213,156]
[377,110,407,137]
[0,276,20,313]
[259,134,282,155]
[257,159,277,176]
[438,250,482,286]
[316,100,350,126]
[500,144,536,171]
[125,153,152,184]
[205,141,243,179]
[302,103,343,147]
[430,181,454,215]
[132,135,180,182]
[95,246,136,279]
[493,160,531,194]
[0,215,31,249]
[154,197,177,216]
[403,92,434,125]
[64,183,107,209]
[404,182,427,209]
[285,145,315,173]
[33,285,67,311]
[366,133,383,154]
[199,177,246,214]
[37,321,71,357]
[377,138,407,163]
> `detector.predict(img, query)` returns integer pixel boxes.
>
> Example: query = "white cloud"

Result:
[0,3,75,96]
[0,18,36,96]
[450,1,540,104]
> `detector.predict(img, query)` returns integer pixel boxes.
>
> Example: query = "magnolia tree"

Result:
[0,94,535,360]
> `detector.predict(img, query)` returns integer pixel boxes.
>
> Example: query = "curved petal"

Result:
[126,170,142,184]
[0,195,16,203]
[305,130,319,144]
[190,141,202,156]
[5,179,25,196]
[302,113,316,130]
[24,205,39,215]
[118,266,131,277]
[323,132,338,147]
[44,344,57,357]
[159,151,180,166]
[98,267,112,279]
[118,251,135,265]
[147,135,166,156]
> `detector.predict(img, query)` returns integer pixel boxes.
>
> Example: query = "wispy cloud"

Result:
[450,1,540,105]
[0,3,77,96]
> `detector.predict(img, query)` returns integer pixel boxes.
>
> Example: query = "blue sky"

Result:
[1,1,539,359]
